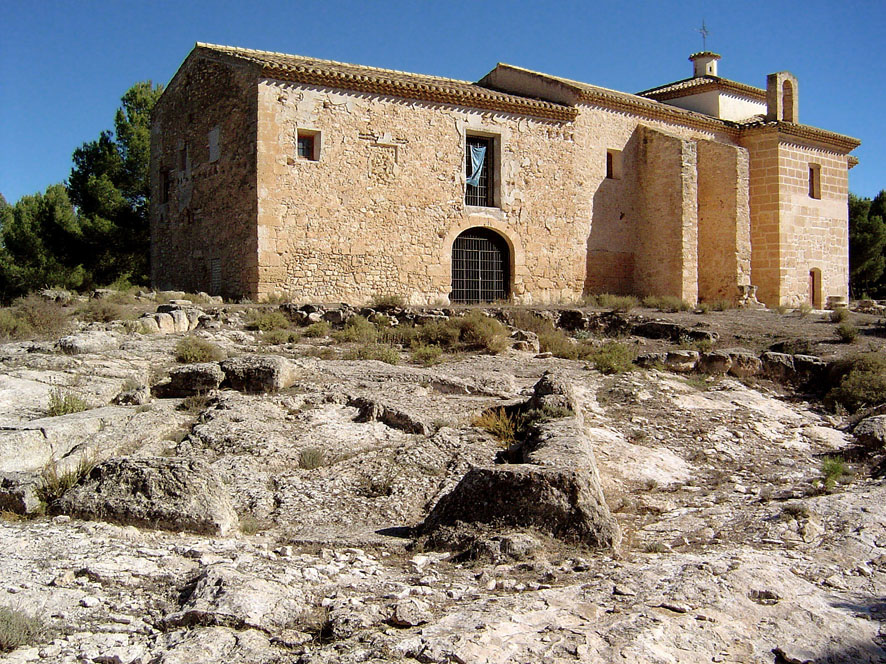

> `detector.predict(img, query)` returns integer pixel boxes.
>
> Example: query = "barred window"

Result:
[465,135,493,207]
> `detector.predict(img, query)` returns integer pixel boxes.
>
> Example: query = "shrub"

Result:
[175,336,226,363]
[592,293,639,312]
[298,447,325,470]
[775,304,790,315]
[453,311,509,353]
[798,302,813,317]
[411,343,442,366]
[508,310,556,336]
[379,323,417,346]
[836,322,859,343]
[370,294,406,309]
[0,605,48,653]
[177,394,209,413]
[589,341,636,374]
[830,307,850,323]
[825,353,886,413]
[641,295,691,312]
[263,329,301,345]
[239,514,272,534]
[416,320,460,348]
[333,315,377,343]
[695,302,710,314]
[47,388,89,417]
[0,309,32,340]
[77,299,125,323]
[821,455,847,491]
[302,321,331,338]
[473,408,521,447]
[246,309,290,331]
[0,295,69,340]
[710,298,734,311]
[36,456,95,509]
[343,343,400,364]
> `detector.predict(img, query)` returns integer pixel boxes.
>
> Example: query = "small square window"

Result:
[808,163,821,199]
[297,130,320,161]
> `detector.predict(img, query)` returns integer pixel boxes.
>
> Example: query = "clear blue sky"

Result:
[1,0,884,204]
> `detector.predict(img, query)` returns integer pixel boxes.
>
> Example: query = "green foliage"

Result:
[378,322,417,346]
[333,315,377,343]
[0,295,69,341]
[76,298,125,323]
[298,447,325,470]
[46,388,90,417]
[826,353,886,413]
[821,455,847,491]
[589,341,636,374]
[174,336,226,363]
[302,321,331,338]
[263,328,301,345]
[641,295,692,312]
[585,293,639,311]
[411,343,443,366]
[415,319,461,348]
[830,307,850,323]
[36,456,95,509]
[0,605,48,653]
[798,302,813,317]
[835,322,859,343]
[369,294,406,308]
[245,309,290,331]
[452,310,509,353]
[473,408,521,447]
[849,191,886,298]
[177,394,210,413]
[343,343,400,364]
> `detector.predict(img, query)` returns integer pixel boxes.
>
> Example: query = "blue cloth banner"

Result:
[467,145,486,186]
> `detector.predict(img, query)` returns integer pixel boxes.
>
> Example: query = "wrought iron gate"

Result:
[451,228,509,303]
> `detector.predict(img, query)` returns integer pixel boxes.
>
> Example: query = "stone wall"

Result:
[150,56,259,300]
[697,139,751,301]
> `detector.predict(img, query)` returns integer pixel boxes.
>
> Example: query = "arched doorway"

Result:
[451,228,510,303]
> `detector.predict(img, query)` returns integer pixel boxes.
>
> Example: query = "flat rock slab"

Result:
[163,565,304,632]
[221,355,300,393]
[58,457,238,536]
[161,363,225,397]
[854,415,886,448]
[58,331,121,355]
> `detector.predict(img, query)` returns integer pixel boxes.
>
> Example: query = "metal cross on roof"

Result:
[697,20,710,50]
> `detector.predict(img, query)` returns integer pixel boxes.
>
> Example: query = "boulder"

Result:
[854,415,886,449]
[349,396,431,435]
[761,351,796,382]
[557,309,587,332]
[635,352,666,369]
[58,331,120,355]
[389,599,432,628]
[665,350,699,373]
[422,464,620,549]
[525,370,577,413]
[163,564,303,632]
[698,351,733,375]
[510,329,540,353]
[723,349,763,378]
[162,363,225,397]
[57,457,238,536]
[0,472,41,514]
[793,354,827,382]
[220,355,300,393]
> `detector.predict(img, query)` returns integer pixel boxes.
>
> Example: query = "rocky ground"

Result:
[1,295,885,663]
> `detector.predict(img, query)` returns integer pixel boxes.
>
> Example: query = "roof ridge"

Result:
[195,42,476,86]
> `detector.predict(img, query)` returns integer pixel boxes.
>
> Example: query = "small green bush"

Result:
[298,447,325,470]
[821,455,847,491]
[798,302,813,318]
[263,329,301,345]
[333,315,377,343]
[302,321,331,338]
[0,295,69,341]
[0,309,32,340]
[775,304,790,315]
[455,311,509,353]
[47,388,90,417]
[246,310,290,331]
[77,299,125,323]
[343,343,400,364]
[36,456,95,509]
[508,310,556,336]
[836,322,859,343]
[379,323,417,346]
[710,298,734,311]
[0,605,48,653]
[590,293,639,312]
[175,336,226,363]
[473,408,521,447]
[177,394,209,413]
[642,295,691,312]
[825,353,886,413]
[370,294,406,309]
[830,307,850,323]
[416,320,460,348]
[589,341,636,374]
[411,343,442,366]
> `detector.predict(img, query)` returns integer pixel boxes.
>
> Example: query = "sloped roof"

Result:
[638,76,767,103]
[191,43,577,122]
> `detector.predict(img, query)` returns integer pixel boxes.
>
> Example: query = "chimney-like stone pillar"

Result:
[689,51,721,78]
[766,71,799,123]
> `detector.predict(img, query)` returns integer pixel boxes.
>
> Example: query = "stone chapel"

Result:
[150,43,860,307]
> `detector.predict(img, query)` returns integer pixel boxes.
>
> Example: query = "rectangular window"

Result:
[808,163,821,199]
[297,129,320,161]
[606,149,622,180]
[465,135,493,207]
[208,126,220,163]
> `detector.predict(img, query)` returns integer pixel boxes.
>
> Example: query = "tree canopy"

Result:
[849,190,886,298]
[0,81,163,301]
